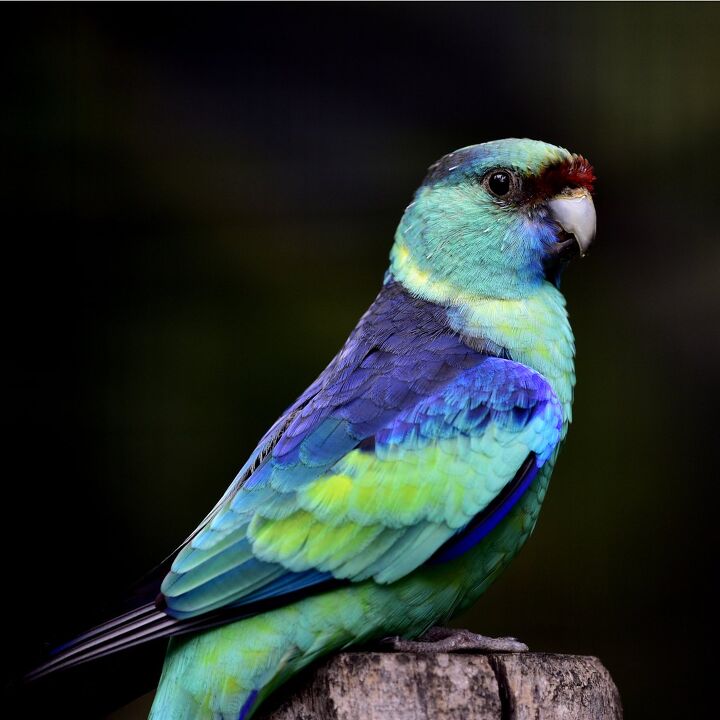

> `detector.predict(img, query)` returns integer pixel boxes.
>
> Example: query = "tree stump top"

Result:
[265,651,622,720]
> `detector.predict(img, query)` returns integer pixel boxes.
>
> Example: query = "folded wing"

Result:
[28,283,562,680]
[162,356,562,618]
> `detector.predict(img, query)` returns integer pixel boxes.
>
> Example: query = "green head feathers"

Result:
[390,139,596,301]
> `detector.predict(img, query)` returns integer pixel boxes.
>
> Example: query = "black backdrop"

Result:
[4,3,719,717]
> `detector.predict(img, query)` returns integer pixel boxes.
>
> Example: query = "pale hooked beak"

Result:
[548,190,596,257]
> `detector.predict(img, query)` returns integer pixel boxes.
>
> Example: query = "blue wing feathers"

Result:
[32,281,562,678]
[161,282,562,617]
[431,455,542,564]
[238,570,333,605]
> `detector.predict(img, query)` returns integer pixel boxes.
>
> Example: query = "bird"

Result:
[27,138,596,719]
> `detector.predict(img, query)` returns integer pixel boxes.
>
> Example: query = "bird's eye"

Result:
[485,170,515,198]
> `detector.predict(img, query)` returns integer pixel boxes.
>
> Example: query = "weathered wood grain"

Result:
[264,652,622,720]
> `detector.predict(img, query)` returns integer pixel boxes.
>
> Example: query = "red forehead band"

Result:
[535,155,595,197]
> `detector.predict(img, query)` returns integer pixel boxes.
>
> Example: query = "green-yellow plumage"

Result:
[150,139,591,717]
[154,463,555,718]
[29,139,595,719]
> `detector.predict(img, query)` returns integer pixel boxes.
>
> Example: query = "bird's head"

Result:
[389,138,595,300]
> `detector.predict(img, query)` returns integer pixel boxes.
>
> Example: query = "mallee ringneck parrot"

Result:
[29,138,596,719]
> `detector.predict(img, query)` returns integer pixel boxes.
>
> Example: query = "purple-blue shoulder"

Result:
[244,280,504,488]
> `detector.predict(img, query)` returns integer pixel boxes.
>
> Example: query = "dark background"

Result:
[4,3,719,717]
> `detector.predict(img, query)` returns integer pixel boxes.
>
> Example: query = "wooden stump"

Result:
[264,652,622,720]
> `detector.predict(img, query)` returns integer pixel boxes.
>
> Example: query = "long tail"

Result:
[25,604,249,682]
[25,604,174,682]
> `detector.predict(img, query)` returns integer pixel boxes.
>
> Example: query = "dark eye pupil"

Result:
[488,171,511,196]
